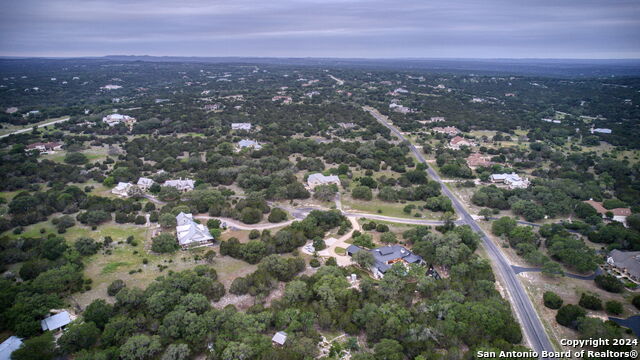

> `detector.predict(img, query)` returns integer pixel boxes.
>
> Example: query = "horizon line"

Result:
[1,55,640,62]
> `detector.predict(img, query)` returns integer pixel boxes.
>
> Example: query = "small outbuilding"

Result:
[272,331,287,346]
[41,311,71,332]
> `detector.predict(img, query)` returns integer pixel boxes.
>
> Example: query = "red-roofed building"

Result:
[584,199,632,227]
[449,136,474,150]
[466,153,493,168]
[25,142,63,154]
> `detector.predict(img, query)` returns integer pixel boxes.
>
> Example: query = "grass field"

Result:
[342,197,439,219]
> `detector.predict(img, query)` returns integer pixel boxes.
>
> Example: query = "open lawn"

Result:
[42,145,110,164]
[342,197,439,219]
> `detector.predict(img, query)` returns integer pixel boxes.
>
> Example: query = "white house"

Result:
[137,177,155,191]
[111,182,133,197]
[164,178,195,192]
[490,173,530,189]
[237,139,262,151]
[584,199,631,226]
[231,123,252,131]
[41,311,72,332]
[307,173,340,189]
[176,212,214,249]
[103,114,136,127]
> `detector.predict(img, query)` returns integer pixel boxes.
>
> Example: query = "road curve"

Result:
[363,106,556,357]
[0,117,71,139]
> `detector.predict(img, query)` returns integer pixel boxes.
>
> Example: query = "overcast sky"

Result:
[1,0,639,58]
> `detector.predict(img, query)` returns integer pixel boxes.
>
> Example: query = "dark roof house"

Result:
[347,245,424,278]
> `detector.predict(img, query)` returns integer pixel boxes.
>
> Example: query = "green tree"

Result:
[579,293,602,310]
[491,217,517,236]
[151,233,178,253]
[74,237,99,256]
[353,250,375,268]
[373,339,404,360]
[605,300,623,315]
[57,322,100,354]
[268,208,288,223]
[352,186,373,201]
[11,332,55,360]
[240,207,263,224]
[556,304,586,328]
[159,213,177,228]
[64,152,88,164]
[161,344,191,360]
[120,335,162,360]
[543,291,563,309]
[314,184,338,202]
[380,232,397,244]
[83,299,113,329]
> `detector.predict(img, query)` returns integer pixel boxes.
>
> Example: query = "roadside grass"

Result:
[342,197,438,219]
[335,247,346,255]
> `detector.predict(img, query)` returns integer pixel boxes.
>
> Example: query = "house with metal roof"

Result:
[41,311,71,332]
[0,336,23,360]
[137,177,155,191]
[237,139,262,151]
[176,212,214,249]
[111,182,133,197]
[307,173,340,189]
[231,122,252,131]
[164,178,195,192]
[607,250,640,283]
[347,244,425,278]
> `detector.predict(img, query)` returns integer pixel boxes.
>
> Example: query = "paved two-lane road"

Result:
[364,106,556,357]
[0,117,71,139]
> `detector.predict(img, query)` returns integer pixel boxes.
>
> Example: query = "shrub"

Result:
[74,237,99,256]
[151,233,178,253]
[543,291,563,309]
[352,186,372,201]
[310,258,321,268]
[376,224,389,232]
[605,300,623,315]
[248,230,260,239]
[578,293,602,310]
[633,295,640,310]
[556,304,586,328]
[594,274,624,293]
[268,208,288,223]
[107,280,125,296]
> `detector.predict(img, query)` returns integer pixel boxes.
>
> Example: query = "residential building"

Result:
[176,212,214,249]
[203,103,222,111]
[466,153,493,168]
[41,311,71,332]
[102,113,136,127]
[584,199,631,226]
[307,173,340,189]
[101,84,122,90]
[237,139,262,151]
[449,136,474,150]
[389,102,412,114]
[231,122,252,131]
[606,250,640,282]
[490,173,530,189]
[431,126,460,136]
[347,245,424,279]
[0,336,23,360]
[591,128,612,134]
[272,331,287,346]
[111,182,133,197]
[137,177,155,191]
[25,141,63,154]
[429,116,445,122]
[164,178,195,192]
[337,122,356,129]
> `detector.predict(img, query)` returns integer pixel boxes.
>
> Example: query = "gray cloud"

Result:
[0,0,638,58]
